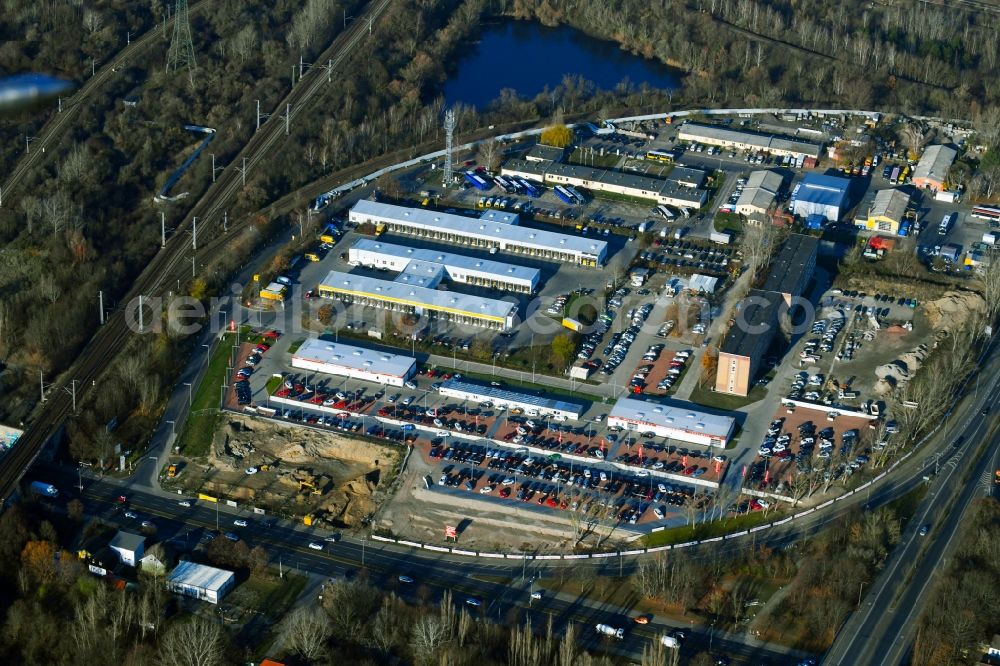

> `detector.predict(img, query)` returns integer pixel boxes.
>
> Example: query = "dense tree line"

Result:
[0,0,157,177]
[912,499,1000,666]
[0,0,361,431]
[499,0,1000,118]
[753,506,902,651]
[0,502,239,666]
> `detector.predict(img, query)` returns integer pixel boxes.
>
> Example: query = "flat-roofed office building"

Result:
[318,271,518,330]
[291,338,417,386]
[348,239,540,293]
[349,200,607,267]
[677,122,823,160]
[608,397,735,448]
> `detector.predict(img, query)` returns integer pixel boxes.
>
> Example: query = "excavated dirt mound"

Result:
[205,415,399,528]
[923,291,985,331]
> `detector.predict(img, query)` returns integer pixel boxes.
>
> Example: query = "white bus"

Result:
[655,205,675,220]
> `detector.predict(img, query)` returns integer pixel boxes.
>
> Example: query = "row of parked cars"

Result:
[275,409,364,432]
[501,428,604,459]
[430,444,698,522]
[575,291,629,363]
[233,341,273,405]
[832,289,918,309]
[596,299,651,376]
[647,238,733,275]
[273,382,375,414]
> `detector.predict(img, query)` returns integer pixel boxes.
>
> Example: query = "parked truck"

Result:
[709,230,732,244]
[29,481,59,498]
[595,624,624,640]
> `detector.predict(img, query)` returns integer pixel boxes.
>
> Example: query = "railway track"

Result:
[1,0,216,204]
[0,0,394,502]
[914,0,1000,15]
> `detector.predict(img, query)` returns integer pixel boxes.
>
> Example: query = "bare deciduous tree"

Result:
[158,617,225,666]
[899,122,929,160]
[60,144,91,184]
[281,607,331,662]
[41,190,74,235]
[477,138,501,173]
[409,615,450,663]
[83,9,103,35]
[740,221,777,280]
[230,25,258,66]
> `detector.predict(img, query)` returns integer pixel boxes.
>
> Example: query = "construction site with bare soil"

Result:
[164,414,403,529]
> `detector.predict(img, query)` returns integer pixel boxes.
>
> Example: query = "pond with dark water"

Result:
[443,21,679,109]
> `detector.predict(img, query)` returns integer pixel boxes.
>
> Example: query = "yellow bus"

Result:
[645,150,676,163]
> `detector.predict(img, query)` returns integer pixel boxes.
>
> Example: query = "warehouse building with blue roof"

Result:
[790,173,850,223]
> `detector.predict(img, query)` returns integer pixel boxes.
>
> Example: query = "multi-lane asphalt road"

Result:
[40,464,811,665]
[824,378,1000,665]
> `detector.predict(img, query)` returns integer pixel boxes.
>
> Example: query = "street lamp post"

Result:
[858,581,866,606]
[184,382,193,406]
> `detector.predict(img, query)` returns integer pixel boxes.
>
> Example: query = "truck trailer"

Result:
[29,481,59,498]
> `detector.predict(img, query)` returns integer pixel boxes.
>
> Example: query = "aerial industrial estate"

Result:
[1,2,999,665]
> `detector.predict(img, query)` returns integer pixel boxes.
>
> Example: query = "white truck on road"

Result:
[595,624,624,640]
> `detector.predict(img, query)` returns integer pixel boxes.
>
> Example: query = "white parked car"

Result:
[245,467,259,475]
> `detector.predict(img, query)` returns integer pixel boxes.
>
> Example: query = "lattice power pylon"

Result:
[166,0,197,84]
[442,108,456,188]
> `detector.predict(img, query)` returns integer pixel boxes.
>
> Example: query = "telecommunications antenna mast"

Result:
[167,0,197,84]
[443,108,456,188]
